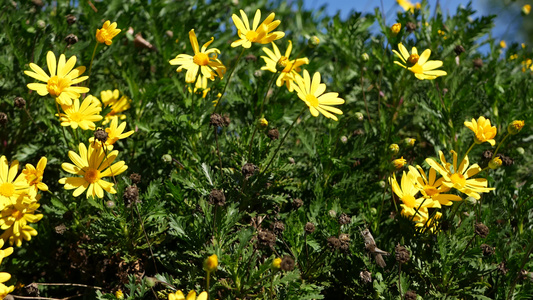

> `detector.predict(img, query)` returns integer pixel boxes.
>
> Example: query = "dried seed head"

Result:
[473,58,483,69]
[359,270,372,283]
[454,45,466,56]
[406,22,416,33]
[280,256,295,271]
[327,236,341,250]
[498,261,509,275]
[520,269,529,280]
[338,213,351,225]
[395,244,410,264]
[66,14,77,25]
[14,97,26,108]
[404,290,417,300]
[257,230,276,248]
[129,173,141,184]
[481,150,493,160]
[65,34,79,45]
[223,114,231,126]
[245,54,257,62]
[292,198,303,209]
[242,163,258,179]
[208,189,226,206]
[339,233,351,252]
[210,113,225,127]
[500,154,514,166]
[0,113,7,126]
[55,224,67,235]
[272,221,285,235]
[480,244,494,256]
[94,128,108,142]
[304,222,315,234]
[123,185,140,207]
[267,128,279,140]
[475,223,489,238]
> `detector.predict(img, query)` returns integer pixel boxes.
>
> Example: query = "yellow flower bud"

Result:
[500,40,507,49]
[489,157,502,169]
[258,118,268,128]
[361,53,369,61]
[404,138,416,147]
[391,23,402,35]
[272,257,282,270]
[389,144,400,155]
[308,36,320,48]
[115,289,124,300]
[522,4,531,16]
[392,157,406,169]
[204,254,218,273]
[508,120,524,135]
[276,56,289,72]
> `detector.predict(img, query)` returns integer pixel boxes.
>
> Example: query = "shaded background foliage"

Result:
[0,0,532,299]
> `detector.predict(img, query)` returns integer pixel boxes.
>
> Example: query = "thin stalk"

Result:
[262,107,305,174]
[246,126,258,162]
[269,274,274,300]
[55,102,70,149]
[86,43,99,87]
[214,48,246,112]
[214,127,223,180]
[493,132,510,157]
[23,107,43,133]
[134,203,159,274]
[206,271,211,300]
[461,142,476,166]
[259,71,280,118]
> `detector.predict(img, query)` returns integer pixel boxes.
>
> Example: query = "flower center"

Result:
[402,195,416,208]
[305,94,319,108]
[0,183,15,197]
[245,30,258,42]
[84,168,100,183]
[408,54,419,64]
[12,210,23,220]
[68,112,84,123]
[450,173,466,188]
[423,185,439,196]
[193,52,209,66]
[47,76,71,97]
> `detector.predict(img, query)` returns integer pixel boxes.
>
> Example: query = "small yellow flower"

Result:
[204,254,218,273]
[258,118,268,128]
[99,90,132,125]
[389,144,400,155]
[489,157,502,169]
[0,196,43,247]
[0,156,29,210]
[392,157,407,169]
[464,116,497,146]
[59,97,103,130]
[393,43,447,80]
[508,120,525,135]
[500,40,507,49]
[21,157,48,192]
[169,29,226,85]
[308,36,320,48]
[0,272,14,299]
[272,257,282,269]
[293,70,345,121]
[115,289,124,299]
[408,165,462,207]
[24,51,90,106]
[522,4,531,16]
[58,143,128,199]
[397,0,418,12]
[89,116,134,150]
[389,172,437,221]
[261,40,309,92]
[168,290,208,300]
[96,20,121,45]
[391,23,401,35]
[404,138,416,147]
[231,9,285,48]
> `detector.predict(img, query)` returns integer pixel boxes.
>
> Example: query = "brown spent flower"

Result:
[257,230,276,248]
[280,256,295,271]
[292,198,303,209]
[395,244,410,264]
[66,14,77,25]
[327,236,341,250]
[94,128,108,143]
[475,223,489,238]
[55,224,67,235]
[473,58,483,69]
[454,45,466,56]
[14,97,26,108]
[338,213,351,225]
[498,261,509,275]
[406,22,416,33]
[272,221,285,235]
[359,270,372,283]
[210,113,225,127]
[339,233,351,252]
[0,112,7,126]
[130,173,141,184]
[65,34,78,45]
[208,189,226,206]
[304,222,315,234]
[480,244,494,256]
[267,128,279,140]
[242,163,258,179]
[123,185,140,207]
[223,114,231,127]
[404,290,417,300]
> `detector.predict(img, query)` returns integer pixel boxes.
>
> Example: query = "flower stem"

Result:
[206,271,211,299]
[461,141,476,166]
[214,127,223,180]
[86,42,99,88]
[55,102,70,149]
[246,126,258,162]
[493,132,510,157]
[262,107,305,174]
[214,48,246,112]
[259,71,280,118]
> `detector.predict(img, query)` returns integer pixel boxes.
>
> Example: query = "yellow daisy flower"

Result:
[59,97,103,130]
[98,90,132,125]
[260,40,309,92]
[426,150,494,200]
[0,156,29,210]
[0,196,43,247]
[24,51,90,105]
[89,116,134,150]
[293,70,345,121]
[415,211,442,233]
[96,20,121,45]
[59,143,128,199]
[168,290,208,300]
[0,272,14,299]
[20,157,48,192]
[397,0,418,12]
[408,165,462,207]
[231,9,285,48]
[389,171,438,221]
[393,43,447,80]
[464,116,497,146]
[169,29,226,84]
